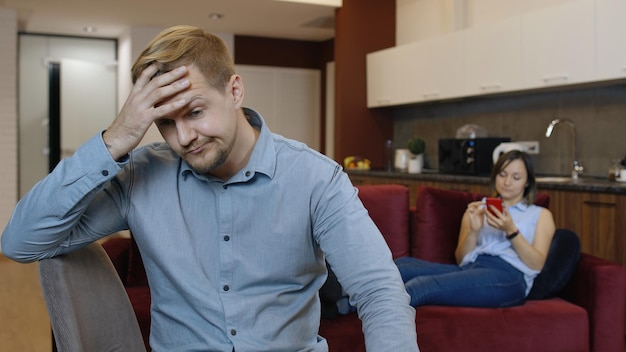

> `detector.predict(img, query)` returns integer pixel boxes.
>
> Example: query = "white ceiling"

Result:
[3,0,337,41]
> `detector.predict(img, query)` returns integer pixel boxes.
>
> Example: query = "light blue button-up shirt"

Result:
[2,108,418,352]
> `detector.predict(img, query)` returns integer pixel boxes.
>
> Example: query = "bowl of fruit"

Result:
[343,156,371,170]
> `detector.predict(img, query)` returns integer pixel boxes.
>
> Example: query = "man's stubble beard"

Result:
[188,146,230,175]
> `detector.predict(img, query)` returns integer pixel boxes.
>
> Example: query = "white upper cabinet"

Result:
[521,0,595,88]
[367,45,415,107]
[595,0,626,80]
[367,31,464,108]
[464,16,523,96]
[367,0,622,107]
[409,32,465,103]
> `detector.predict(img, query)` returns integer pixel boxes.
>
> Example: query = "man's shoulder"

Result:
[130,142,180,168]
[271,134,338,169]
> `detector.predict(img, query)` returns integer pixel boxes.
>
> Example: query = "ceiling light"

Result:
[209,13,224,20]
[83,26,97,33]
[273,0,342,6]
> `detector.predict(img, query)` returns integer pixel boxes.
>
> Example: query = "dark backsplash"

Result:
[393,82,626,178]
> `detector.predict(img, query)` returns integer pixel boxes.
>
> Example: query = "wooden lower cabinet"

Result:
[348,174,489,209]
[349,173,626,268]
[540,188,626,268]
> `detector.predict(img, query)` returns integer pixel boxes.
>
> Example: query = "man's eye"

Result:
[189,109,203,118]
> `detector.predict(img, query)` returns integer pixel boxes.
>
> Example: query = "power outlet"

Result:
[517,141,540,154]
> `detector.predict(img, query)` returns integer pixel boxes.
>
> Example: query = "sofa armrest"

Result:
[559,253,625,352]
[101,237,131,285]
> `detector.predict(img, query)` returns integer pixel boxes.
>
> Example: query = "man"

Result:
[2,25,418,351]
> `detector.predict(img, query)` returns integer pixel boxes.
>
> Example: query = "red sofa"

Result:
[102,184,626,352]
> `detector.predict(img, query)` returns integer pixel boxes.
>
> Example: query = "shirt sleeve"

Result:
[314,168,419,352]
[1,133,129,262]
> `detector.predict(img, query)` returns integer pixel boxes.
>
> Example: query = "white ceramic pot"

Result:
[408,154,423,174]
[394,149,411,172]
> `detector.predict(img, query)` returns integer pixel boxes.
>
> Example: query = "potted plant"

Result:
[407,137,425,173]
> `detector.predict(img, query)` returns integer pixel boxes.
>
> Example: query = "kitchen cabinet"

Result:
[464,16,522,96]
[595,0,626,80]
[367,0,615,107]
[348,172,489,209]
[541,189,626,267]
[367,31,465,108]
[367,45,417,107]
[520,0,595,89]
[407,32,465,103]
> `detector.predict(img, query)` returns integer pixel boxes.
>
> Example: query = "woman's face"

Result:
[495,158,528,204]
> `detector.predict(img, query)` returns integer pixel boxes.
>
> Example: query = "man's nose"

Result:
[176,121,197,146]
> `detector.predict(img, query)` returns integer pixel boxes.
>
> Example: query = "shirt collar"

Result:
[180,107,276,182]
[509,200,530,212]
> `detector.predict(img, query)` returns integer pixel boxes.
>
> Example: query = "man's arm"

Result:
[314,172,419,351]
[1,134,130,262]
[2,64,190,262]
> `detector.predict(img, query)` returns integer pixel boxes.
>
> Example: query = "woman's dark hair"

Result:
[489,150,536,204]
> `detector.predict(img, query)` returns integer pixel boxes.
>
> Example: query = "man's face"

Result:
[155,64,240,175]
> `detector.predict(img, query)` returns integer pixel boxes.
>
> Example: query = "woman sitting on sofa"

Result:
[395,150,555,308]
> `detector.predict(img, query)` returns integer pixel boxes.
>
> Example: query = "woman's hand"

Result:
[484,205,518,236]
[465,200,485,232]
[455,200,485,263]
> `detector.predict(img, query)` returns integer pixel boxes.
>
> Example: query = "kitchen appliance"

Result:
[492,142,530,163]
[439,137,510,175]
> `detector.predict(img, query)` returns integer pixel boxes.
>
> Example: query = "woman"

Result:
[395,150,555,307]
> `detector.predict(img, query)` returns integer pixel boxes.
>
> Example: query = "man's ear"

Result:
[229,74,244,108]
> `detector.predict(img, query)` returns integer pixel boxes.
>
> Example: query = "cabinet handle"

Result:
[480,83,502,91]
[422,91,440,98]
[583,200,616,207]
[542,74,569,83]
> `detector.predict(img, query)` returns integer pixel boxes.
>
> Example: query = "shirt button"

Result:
[223,235,230,241]
[230,329,237,336]
[101,170,109,176]
[223,285,230,292]
[245,171,251,177]
[223,185,228,190]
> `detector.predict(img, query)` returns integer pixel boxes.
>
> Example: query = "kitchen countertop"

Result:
[346,169,626,194]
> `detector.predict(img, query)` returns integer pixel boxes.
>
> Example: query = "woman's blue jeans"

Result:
[395,255,526,308]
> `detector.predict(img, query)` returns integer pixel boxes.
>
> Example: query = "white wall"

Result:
[236,65,321,150]
[18,35,117,197]
[0,7,18,247]
[397,0,574,45]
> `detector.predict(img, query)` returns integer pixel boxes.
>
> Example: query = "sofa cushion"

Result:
[355,184,410,259]
[414,298,589,352]
[126,236,148,287]
[318,313,365,352]
[527,229,581,300]
[412,186,482,264]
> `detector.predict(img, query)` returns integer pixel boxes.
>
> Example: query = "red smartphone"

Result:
[485,197,503,216]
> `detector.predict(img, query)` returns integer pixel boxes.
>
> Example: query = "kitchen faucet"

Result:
[545,118,584,179]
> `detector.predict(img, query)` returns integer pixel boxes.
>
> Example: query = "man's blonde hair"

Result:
[131,25,236,91]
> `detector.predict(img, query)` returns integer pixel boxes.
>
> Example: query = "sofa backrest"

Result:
[411,186,550,264]
[356,184,410,259]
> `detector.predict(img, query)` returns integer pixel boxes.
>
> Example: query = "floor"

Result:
[0,255,51,352]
